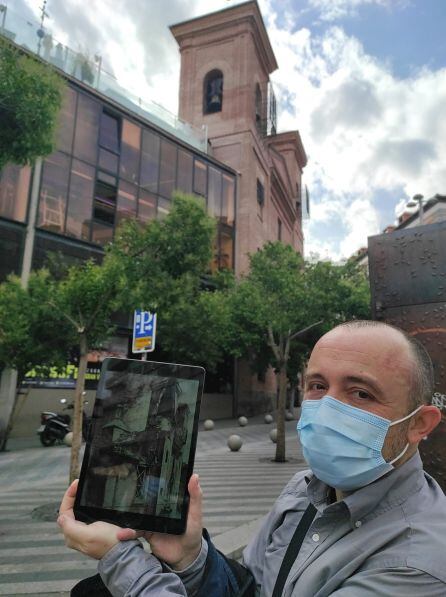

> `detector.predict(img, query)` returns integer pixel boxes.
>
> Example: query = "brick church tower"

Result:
[170,0,307,277]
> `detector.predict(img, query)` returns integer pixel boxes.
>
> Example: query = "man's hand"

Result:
[57,479,122,560]
[117,473,203,571]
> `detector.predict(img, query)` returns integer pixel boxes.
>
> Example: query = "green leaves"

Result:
[0,38,64,169]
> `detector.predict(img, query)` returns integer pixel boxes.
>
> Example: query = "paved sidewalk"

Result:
[0,416,306,595]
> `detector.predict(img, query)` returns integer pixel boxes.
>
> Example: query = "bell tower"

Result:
[171,0,306,277]
[170,1,278,145]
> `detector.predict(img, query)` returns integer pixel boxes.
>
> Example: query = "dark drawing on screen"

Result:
[80,371,197,519]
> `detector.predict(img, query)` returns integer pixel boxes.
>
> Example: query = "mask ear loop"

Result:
[387,404,425,466]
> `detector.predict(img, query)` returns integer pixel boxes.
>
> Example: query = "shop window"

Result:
[37,152,70,233]
[203,70,223,114]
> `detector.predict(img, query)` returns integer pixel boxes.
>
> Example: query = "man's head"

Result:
[303,320,441,468]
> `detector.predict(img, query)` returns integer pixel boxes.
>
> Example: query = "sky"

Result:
[10,0,446,261]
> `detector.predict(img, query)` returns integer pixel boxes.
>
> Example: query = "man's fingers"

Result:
[116,528,145,541]
[57,513,85,550]
[59,479,78,517]
[187,474,203,526]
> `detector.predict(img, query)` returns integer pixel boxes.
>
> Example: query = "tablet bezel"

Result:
[73,357,205,535]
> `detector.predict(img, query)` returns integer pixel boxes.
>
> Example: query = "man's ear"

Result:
[408,406,442,444]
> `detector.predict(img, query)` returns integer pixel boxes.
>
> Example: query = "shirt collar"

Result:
[306,451,425,522]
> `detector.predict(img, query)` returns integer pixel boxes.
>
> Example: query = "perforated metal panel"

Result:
[368,221,446,492]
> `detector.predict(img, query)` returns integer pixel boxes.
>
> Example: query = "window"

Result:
[138,189,156,223]
[193,159,207,196]
[98,111,120,175]
[120,120,141,183]
[278,218,282,241]
[0,223,24,282]
[203,70,223,114]
[116,181,137,227]
[257,179,265,206]
[207,167,222,218]
[99,112,120,153]
[176,149,193,194]
[159,140,177,198]
[38,152,70,233]
[0,164,31,223]
[65,159,95,241]
[73,94,101,164]
[218,227,233,270]
[92,178,117,245]
[140,129,160,192]
[56,87,77,154]
[158,197,171,219]
[221,174,235,226]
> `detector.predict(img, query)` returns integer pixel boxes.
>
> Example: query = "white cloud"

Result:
[264,17,446,258]
[15,0,446,260]
[308,0,404,21]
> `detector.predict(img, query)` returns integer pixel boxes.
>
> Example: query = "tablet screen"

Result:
[74,358,204,534]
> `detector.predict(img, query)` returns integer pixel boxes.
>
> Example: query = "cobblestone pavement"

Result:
[0,416,306,595]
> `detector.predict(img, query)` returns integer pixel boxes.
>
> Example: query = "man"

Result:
[58,320,446,595]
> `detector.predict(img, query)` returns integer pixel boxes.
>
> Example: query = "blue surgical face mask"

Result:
[296,396,423,491]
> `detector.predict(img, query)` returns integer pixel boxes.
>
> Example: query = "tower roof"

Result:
[170,1,278,75]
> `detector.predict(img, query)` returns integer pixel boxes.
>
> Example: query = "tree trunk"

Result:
[274,364,288,462]
[69,333,88,484]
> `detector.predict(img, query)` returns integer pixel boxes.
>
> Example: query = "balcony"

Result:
[0,5,208,153]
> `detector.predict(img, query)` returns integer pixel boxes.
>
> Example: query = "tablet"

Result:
[73,358,205,534]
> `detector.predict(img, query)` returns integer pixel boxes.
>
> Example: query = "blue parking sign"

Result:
[132,310,157,353]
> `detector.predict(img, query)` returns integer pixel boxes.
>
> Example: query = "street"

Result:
[0,416,306,596]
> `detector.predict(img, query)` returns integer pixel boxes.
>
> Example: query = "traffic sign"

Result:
[132,310,157,353]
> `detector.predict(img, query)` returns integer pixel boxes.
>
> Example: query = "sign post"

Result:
[132,310,157,356]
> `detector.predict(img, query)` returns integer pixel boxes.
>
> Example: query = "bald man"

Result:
[60,321,446,596]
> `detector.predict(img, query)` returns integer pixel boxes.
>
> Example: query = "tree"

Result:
[0,37,64,169]
[227,243,371,462]
[111,193,229,371]
[0,270,75,450]
[48,256,126,482]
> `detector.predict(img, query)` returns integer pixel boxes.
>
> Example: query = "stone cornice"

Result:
[266,131,307,170]
[170,1,278,75]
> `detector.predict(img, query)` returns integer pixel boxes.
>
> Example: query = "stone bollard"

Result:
[285,411,294,421]
[238,416,248,427]
[203,419,215,431]
[264,413,273,424]
[227,434,243,451]
[269,428,278,443]
[64,432,73,446]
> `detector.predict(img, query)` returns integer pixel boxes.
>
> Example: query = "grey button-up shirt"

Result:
[99,452,446,596]
[244,451,446,596]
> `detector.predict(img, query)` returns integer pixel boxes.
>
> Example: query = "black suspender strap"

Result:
[271,503,317,597]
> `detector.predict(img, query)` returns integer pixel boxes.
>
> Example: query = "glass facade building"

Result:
[0,82,236,280]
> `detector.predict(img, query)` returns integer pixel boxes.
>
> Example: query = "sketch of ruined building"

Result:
[82,370,196,519]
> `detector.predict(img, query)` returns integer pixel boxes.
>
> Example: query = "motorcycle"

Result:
[37,397,90,447]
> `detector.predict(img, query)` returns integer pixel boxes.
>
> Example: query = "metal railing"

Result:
[0,4,208,153]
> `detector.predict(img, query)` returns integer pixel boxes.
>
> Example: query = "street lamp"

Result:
[406,193,425,225]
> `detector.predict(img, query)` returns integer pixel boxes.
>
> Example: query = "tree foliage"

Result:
[111,193,228,370]
[226,242,371,461]
[0,38,64,169]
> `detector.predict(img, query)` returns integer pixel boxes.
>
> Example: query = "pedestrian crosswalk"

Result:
[0,419,306,595]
